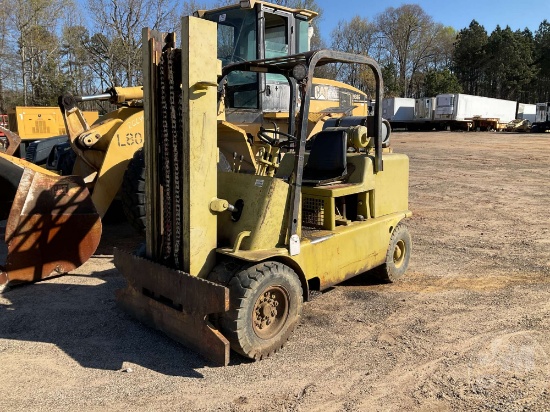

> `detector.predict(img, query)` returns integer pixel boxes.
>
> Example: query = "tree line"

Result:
[329,6,550,103]
[1,0,549,114]
[0,0,189,112]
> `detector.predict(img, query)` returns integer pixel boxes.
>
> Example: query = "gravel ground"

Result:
[1,131,549,411]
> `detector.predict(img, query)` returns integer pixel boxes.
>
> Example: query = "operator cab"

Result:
[197,1,315,114]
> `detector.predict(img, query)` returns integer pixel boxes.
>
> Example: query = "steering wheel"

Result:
[257,127,297,147]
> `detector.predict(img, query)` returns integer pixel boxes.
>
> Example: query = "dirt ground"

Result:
[1,131,549,411]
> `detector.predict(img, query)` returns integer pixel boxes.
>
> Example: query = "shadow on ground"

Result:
[0,267,221,378]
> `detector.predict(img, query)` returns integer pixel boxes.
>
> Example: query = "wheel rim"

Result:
[393,239,406,268]
[252,286,289,340]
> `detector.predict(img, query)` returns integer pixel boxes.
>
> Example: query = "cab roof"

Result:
[195,0,318,22]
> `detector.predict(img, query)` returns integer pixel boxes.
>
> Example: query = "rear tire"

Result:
[216,261,303,360]
[376,224,411,283]
[382,119,391,147]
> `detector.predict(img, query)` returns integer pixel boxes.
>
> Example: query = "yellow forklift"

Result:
[113,17,411,365]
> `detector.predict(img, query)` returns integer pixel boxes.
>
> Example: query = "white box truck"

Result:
[434,93,517,131]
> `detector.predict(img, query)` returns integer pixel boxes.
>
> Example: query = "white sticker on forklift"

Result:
[255,179,264,187]
[219,14,226,22]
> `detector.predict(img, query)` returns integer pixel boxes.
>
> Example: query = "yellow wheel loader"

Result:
[0,87,141,291]
[56,86,145,219]
[113,18,411,366]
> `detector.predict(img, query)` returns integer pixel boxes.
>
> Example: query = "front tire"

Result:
[121,148,232,234]
[216,261,303,360]
[376,224,411,283]
[121,148,146,234]
[58,149,76,175]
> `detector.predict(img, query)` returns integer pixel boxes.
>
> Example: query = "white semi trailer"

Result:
[532,102,550,133]
[395,97,437,131]
[382,97,415,128]
[517,103,536,123]
[415,97,436,121]
[434,93,517,131]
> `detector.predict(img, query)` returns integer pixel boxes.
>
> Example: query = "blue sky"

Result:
[316,0,549,39]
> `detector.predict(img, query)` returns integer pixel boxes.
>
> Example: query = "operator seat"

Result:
[302,129,348,186]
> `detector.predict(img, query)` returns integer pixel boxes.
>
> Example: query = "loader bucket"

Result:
[114,249,230,366]
[0,154,101,290]
[0,126,21,156]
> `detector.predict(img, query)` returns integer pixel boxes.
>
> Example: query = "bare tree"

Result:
[376,4,443,97]
[0,5,10,111]
[6,0,68,104]
[87,0,181,87]
[330,16,379,94]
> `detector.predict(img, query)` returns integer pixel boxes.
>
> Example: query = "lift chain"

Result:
[159,51,173,261]
[168,49,183,269]
[158,48,184,269]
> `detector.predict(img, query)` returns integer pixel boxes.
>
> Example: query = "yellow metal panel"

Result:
[310,78,370,117]
[217,121,257,173]
[8,107,64,139]
[82,111,99,126]
[9,106,98,140]
[294,212,407,288]
[222,211,409,290]
[217,173,291,251]
[372,153,409,218]
[312,77,366,96]
[181,17,219,278]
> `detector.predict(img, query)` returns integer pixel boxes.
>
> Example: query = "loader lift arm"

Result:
[58,87,144,218]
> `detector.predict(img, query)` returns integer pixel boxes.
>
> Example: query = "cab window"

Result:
[296,18,309,53]
[264,13,288,58]
[204,8,257,64]
[203,8,259,109]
